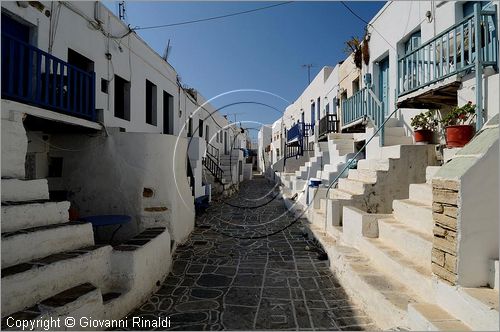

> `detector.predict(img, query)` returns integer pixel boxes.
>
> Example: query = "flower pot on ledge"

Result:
[414,129,433,144]
[445,125,474,148]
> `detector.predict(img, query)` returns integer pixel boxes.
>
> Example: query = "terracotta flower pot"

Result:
[445,125,474,148]
[414,129,433,143]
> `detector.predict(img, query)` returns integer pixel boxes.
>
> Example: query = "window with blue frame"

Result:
[404,30,421,54]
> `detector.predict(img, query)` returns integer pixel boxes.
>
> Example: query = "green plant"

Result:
[411,110,438,131]
[345,36,362,69]
[441,102,476,127]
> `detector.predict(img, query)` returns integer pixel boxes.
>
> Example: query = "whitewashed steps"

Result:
[357,158,391,171]
[326,243,419,329]
[361,238,433,300]
[436,286,499,331]
[408,303,472,331]
[409,183,433,205]
[347,169,379,183]
[1,222,94,268]
[1,179,49,203]
[393,199,434,234]
[1,244,111,316]
[1,201,70,233]
[338,178,375,195]
[378,217,433,265]
[384,135,414,146]
[329,188,357,200]
[1,283,103,331]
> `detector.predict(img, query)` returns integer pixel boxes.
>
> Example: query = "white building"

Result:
[257,124,272,174]
[1,1,244,325]
[273,1,499,330]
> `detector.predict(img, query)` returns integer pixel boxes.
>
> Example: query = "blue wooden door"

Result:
[378,57,390,116]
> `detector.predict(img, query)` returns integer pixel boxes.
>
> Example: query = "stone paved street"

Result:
[123,175,376,330]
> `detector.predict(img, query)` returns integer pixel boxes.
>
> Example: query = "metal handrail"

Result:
[206,142,220,163]
[325,107,399,198]
[202,154,224,183]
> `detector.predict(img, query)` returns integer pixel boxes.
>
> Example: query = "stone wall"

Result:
[431,179,459,285]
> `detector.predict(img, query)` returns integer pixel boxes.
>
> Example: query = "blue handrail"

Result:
[1,33,96,121]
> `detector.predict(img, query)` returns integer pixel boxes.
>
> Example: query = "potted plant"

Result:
[410,110,437,143]
[441,102,476,148]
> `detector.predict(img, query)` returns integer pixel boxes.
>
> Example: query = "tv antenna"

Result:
[301,64,316,84]
[162,39,172,61]
[118,1,126,21]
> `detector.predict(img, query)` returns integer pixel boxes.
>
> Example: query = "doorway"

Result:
[378,57,390,116]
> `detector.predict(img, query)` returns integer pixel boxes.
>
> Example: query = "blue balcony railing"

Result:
[342,88,367,127]
[398,5,497,97]
[2,33,96,121]
[342,87,385,144]
[342,88,384,127]
[287,122,303,142]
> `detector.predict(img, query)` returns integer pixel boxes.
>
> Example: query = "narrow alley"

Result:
[123,175,375,330]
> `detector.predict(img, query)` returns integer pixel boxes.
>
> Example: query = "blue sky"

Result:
[106,1,384,139]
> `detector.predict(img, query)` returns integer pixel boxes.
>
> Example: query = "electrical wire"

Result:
[340,1,396,51]
[133,2,293,31]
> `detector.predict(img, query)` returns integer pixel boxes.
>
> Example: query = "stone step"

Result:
[329,188,356,200]
[360,238,434,303]
[383,127,407,137]
[435,284,499,331]
[338,178,373,195]
[330,140,354,149]
[1,245,111,316]
[357,158,391,171]
[325,244,419,329]
[409,183,433,205]
[383,135,413,146]
[408,303,472,331]
[1,283,103,330]
[347,169,379,182]
[378,217,433,266]
[1,201,70,233]
[426,166,442,184]
[393,199,434,234]
[1,221,94,268]
[380,145,404,159]
[1,179,49,203]
[328,133,354,140]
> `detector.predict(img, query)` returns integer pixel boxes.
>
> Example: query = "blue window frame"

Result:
[404,30,421,54]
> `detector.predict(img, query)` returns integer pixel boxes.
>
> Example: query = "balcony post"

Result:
[474,3,483,131]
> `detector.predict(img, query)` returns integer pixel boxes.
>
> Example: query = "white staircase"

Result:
[1,112,172,328]
[317,144,438,234]
[306,160,499,330]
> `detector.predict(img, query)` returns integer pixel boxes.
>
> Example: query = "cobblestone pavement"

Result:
[123,175,376,330]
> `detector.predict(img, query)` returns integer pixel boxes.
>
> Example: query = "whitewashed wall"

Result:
[363,1,499,134]
[1,1,236,139]
[48,130,195,244]
[257,125,272,173]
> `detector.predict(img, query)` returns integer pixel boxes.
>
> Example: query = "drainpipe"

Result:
[474,3,484,131]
